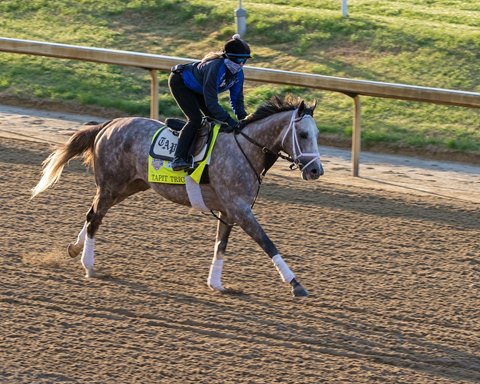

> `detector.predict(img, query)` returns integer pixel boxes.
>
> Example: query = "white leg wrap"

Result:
[81,236,95,273]
[272,254,295,283]
[207,259,224,291]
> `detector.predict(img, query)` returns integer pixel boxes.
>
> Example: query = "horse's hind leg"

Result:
[67,221,87,258]
[208,212,233,291]
[81,191,115,278]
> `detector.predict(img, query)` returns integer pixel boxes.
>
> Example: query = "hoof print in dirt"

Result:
[219,287,246,296]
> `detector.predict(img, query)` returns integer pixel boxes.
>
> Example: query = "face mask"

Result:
[224,58,243,74]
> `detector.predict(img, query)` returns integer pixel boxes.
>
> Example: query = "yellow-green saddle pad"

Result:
[148,124,220,184]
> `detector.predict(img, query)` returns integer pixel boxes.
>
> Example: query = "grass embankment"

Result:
[0,0,479,156]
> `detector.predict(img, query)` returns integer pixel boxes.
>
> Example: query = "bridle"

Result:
[280,109,321,171]
[233,108,321,183]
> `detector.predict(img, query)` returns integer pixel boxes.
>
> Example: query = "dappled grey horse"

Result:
[32,96,324,297]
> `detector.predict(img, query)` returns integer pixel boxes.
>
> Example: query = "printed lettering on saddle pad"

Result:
[148,125,220,185]
[149,126,178,160]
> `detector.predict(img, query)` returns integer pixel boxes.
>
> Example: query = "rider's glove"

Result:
[224,117,245,132]
[235,121,246,130]
[225,116,238,128]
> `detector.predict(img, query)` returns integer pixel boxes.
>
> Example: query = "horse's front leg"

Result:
[207,212,233,291]
[231,204,308,297]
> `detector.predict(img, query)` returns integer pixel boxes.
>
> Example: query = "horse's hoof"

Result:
[67,243,81,258]
[292,285,309,297]
[208,283,225,292]
[84,268,95,278]
[290,279,309,297]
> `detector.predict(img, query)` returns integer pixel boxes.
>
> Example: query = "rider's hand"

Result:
[224,117,245,131]
[226,116,238,128]
[235,121,246,130]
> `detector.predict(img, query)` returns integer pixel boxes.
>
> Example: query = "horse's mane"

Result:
[243,95,305,125]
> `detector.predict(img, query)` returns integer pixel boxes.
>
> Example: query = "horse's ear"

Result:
[297,100,306,116]
[303,99,317,117]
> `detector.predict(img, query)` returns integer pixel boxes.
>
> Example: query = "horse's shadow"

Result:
[259,179,480,230]
[84,276,480,382]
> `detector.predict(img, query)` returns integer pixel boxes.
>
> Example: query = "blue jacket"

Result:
[180,58,247,124]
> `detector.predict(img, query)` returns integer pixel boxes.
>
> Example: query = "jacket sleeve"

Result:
[201,61,233,123]
[229,71,247,120]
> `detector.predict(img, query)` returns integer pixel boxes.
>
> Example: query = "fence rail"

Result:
[1,37,479,175]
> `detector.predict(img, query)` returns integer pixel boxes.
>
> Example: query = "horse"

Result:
[31,95,324,297]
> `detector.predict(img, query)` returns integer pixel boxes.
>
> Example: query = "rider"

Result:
[169,34,251,171]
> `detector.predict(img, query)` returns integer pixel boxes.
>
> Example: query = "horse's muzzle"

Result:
[301,160,324,180]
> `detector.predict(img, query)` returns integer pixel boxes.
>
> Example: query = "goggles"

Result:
[231,57,248,64]
[225,53,251,65]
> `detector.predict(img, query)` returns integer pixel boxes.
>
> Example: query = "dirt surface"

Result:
[1,107,479,383]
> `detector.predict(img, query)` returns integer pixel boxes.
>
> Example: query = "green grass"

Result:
[0,0,479,153]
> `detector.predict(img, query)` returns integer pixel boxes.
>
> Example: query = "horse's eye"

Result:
[299,132,308,139]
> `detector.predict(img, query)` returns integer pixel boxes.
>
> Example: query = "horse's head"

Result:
[281,100,324,180]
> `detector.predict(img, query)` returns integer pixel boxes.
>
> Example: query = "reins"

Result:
[234,131,271,185]
[231,131,263,213]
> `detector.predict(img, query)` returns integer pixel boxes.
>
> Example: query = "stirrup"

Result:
[171,156,193,171]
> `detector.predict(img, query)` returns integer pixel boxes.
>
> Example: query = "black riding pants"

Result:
[168,72,211,159]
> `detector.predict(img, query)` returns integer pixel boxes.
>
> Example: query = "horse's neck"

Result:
[243,111,290,152]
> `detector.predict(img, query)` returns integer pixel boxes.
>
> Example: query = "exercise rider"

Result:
[168,34,251,171]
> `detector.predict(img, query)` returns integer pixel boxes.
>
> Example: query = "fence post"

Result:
[352,95,361,176]
[342,0,348,17]
[149,69,159,120]
[235,0,247,37]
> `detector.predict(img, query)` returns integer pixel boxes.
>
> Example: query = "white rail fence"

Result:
[1,37,479,175]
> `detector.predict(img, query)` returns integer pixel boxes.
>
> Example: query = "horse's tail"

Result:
[31,121,110,198]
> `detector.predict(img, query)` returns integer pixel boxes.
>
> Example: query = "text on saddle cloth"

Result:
[148,124,221,185]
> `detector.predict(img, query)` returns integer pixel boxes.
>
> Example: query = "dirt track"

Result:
[1,126,479,383]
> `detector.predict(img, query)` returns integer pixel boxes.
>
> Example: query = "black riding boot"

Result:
[171,123,195,171]
[171,156,191,171]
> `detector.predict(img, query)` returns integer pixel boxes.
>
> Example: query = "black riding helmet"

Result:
[224,34,252,61]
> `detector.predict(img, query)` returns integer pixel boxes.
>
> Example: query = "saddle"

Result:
[149,117,213,162]
[167,117,214,159]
